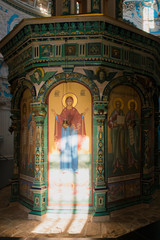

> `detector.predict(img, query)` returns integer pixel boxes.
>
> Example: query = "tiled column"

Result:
[93,101,108,217]
[9,109,20,201]
[29,103,47,217]
[141,107,155,203]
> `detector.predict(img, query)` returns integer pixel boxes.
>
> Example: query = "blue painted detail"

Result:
[3,83,8,88]
[0,5,8,13]
[2,83,12,98]
[7,14,19,33]
[136,3,142,18]
[154,9,158,18]
[4,91,12,98]
[151,30,160,34]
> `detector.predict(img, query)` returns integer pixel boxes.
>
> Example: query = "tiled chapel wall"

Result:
[0,14,158,212]
[19,89,35,205]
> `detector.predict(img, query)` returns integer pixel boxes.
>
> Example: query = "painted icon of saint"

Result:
[52,93,88,173]
[107,98,125,173]
[125,99,140,169]
[27,102,36,166]
[21,103,28,168]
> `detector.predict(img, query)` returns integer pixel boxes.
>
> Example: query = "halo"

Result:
[128,99,137,110]
[35,68,44,77]
[113,97,124,110]
[62,93,77,107]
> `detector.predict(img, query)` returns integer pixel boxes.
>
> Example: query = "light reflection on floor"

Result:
[31,213,88,234]
[37,151,91,235]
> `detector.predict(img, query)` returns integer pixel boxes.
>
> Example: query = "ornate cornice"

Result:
[0,14,160,84]
[0,14,158,48]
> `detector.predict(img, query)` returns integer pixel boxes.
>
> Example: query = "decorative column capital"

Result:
[93,101,108,117]
[31,103,47,123]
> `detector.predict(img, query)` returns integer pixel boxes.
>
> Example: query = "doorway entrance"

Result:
[47,82,93,212]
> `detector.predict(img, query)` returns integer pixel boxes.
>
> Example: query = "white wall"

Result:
[0,0,36,157]
[0,55,13,158]
[0,0,34,40]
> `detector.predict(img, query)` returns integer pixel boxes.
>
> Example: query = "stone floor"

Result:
[0,185,160,239]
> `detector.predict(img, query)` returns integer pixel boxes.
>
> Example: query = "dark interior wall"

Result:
[0,159,13,189]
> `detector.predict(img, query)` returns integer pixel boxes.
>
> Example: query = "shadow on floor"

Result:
[118,220,160,240]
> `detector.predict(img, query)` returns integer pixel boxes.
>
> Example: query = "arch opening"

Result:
[47,81,93,213]
[107,85,143,206]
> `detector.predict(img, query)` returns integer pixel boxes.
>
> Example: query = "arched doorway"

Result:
[107,85,142,205]
[47,81,93,212]
[19,88,35,204]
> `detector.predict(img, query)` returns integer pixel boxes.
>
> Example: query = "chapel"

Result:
[0,0,160,222]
